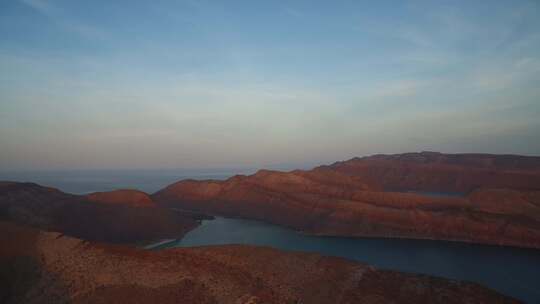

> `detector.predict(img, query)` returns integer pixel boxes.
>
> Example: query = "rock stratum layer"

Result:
[0,182,201,244]
[0,221,519,304]
[153,152,540,248]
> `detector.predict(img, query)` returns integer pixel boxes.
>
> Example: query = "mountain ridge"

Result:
[152,151,540,249]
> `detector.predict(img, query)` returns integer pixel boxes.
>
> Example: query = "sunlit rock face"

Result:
[153,152,540,249]
[0,221,520,304]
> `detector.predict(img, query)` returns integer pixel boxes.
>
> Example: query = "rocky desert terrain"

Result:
[0,221,519,304]
[2,152,539,303]
[0,182,202,244]
[153,152,540,248]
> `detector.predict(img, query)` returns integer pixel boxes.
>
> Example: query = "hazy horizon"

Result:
[2,0,540,171]
[2,150,540,173]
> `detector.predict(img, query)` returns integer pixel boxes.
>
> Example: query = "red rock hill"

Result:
[86,189,155,207]
[152,152,540,249]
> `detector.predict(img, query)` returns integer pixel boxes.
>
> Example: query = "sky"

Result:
[1,0,540,171]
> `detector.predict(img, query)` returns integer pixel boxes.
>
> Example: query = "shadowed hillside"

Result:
[0,182,202,244]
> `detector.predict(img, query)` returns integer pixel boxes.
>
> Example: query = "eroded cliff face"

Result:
[0,221,520,304]
[0,182,200,244]
[152,153,540,249]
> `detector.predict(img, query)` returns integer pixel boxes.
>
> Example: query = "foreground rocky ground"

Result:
[0,221,519,304]
[152,152,540,249]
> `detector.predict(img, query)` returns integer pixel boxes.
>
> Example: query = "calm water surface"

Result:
[162,217,540,303]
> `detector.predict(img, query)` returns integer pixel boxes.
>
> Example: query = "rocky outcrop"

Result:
[0,182,200,244]
[152,153,540,249]
[0,221,520,304]
[86,189,155,207]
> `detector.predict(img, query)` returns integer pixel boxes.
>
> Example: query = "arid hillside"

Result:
[326,151,540,192]
[153,152,540,248]
[0,182,201,244]
[0,221,519,304]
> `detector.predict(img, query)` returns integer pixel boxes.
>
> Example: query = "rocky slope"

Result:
[0,221,519,304]
[326,151,540,193]
[86,189,155,207]
[0,182,200,244]
[152,152,540,248]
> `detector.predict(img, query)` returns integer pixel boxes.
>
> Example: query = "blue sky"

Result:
[1,0,540,170]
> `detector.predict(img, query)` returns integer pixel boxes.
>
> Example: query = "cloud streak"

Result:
[19,0,107,40]
[20,0,56,15]
[1,0,540,170]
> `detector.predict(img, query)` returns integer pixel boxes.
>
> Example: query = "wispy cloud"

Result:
[3,0,540,169]
[283,7,306,18]
[20,0,57,16]
[19,0,107,40]
[365,79,425,100]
